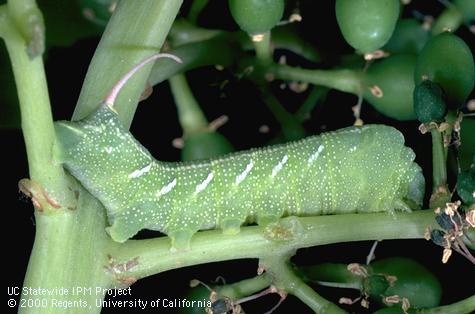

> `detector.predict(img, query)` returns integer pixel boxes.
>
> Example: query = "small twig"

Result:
[366,240,379,265]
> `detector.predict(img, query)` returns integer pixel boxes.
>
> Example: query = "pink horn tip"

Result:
[104,53,183,107]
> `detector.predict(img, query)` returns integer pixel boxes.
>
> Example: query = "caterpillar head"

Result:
[54,105,149,183]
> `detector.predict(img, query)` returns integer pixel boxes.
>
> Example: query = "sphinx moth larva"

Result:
[54,53,424,250]
[55,107,424,249]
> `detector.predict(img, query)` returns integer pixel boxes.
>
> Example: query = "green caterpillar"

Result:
[55,106,425,250]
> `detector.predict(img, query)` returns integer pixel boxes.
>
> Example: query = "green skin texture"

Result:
[54,106,424,250]
[364,55,417,120]
[335,0,400,54]
[415,32,475,109]
[413,80,447,124]
[229,0,284,35]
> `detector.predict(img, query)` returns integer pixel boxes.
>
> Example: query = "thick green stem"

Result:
[73,0,183,128]
[20,191,116,314]
[261,257,346,313]
[2,4,117,313]
[113,211,436,280]
[0,4,73,208]
[269,64,363,95]
[3,1,184,313]
[169,74,208,134]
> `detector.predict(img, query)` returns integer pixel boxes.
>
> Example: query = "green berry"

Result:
[364,55,416,121]
[369,257,442,308]
[335,0,400,54]
[413,80,447,124]
[228,0,284,35]
[415,32,475,109]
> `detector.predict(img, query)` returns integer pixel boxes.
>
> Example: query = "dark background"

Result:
[3,0,474,313]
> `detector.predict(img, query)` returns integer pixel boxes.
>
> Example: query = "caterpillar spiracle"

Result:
[54,54,425,250]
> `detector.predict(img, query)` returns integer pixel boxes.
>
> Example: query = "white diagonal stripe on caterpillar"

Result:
[195,172,214,194]
[128,163,153,179]
[307,144,324,164]
[271,154,289,178]
[235,160,254,185]
[156,178,177,197]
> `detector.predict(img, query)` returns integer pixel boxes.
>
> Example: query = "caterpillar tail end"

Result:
[406,164,426,210]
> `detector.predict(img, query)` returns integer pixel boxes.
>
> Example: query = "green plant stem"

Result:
[0,4,73,207]
[113,211,436,280]
[298,263,362,290]
[444,110,458,159]
[258,82,306,140]
[150,23,321,86]
[20,191,116,314]
[169,18,222,46]
[6,0,44,57]
[253,31,272,65]
[216,273,272,299]
[248,31,308,139]
[169,74,208,134]
[149,38,239,85]
[187,0,209,24]
[73,0,183,128]
[261,256,346,313]
[3,1,183,313]
[269,64,363,95]
[430,129,447,190]
[295,87,329,122]
[2,5,116,313]
[168,21,320,61]
[417,294,475,314]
